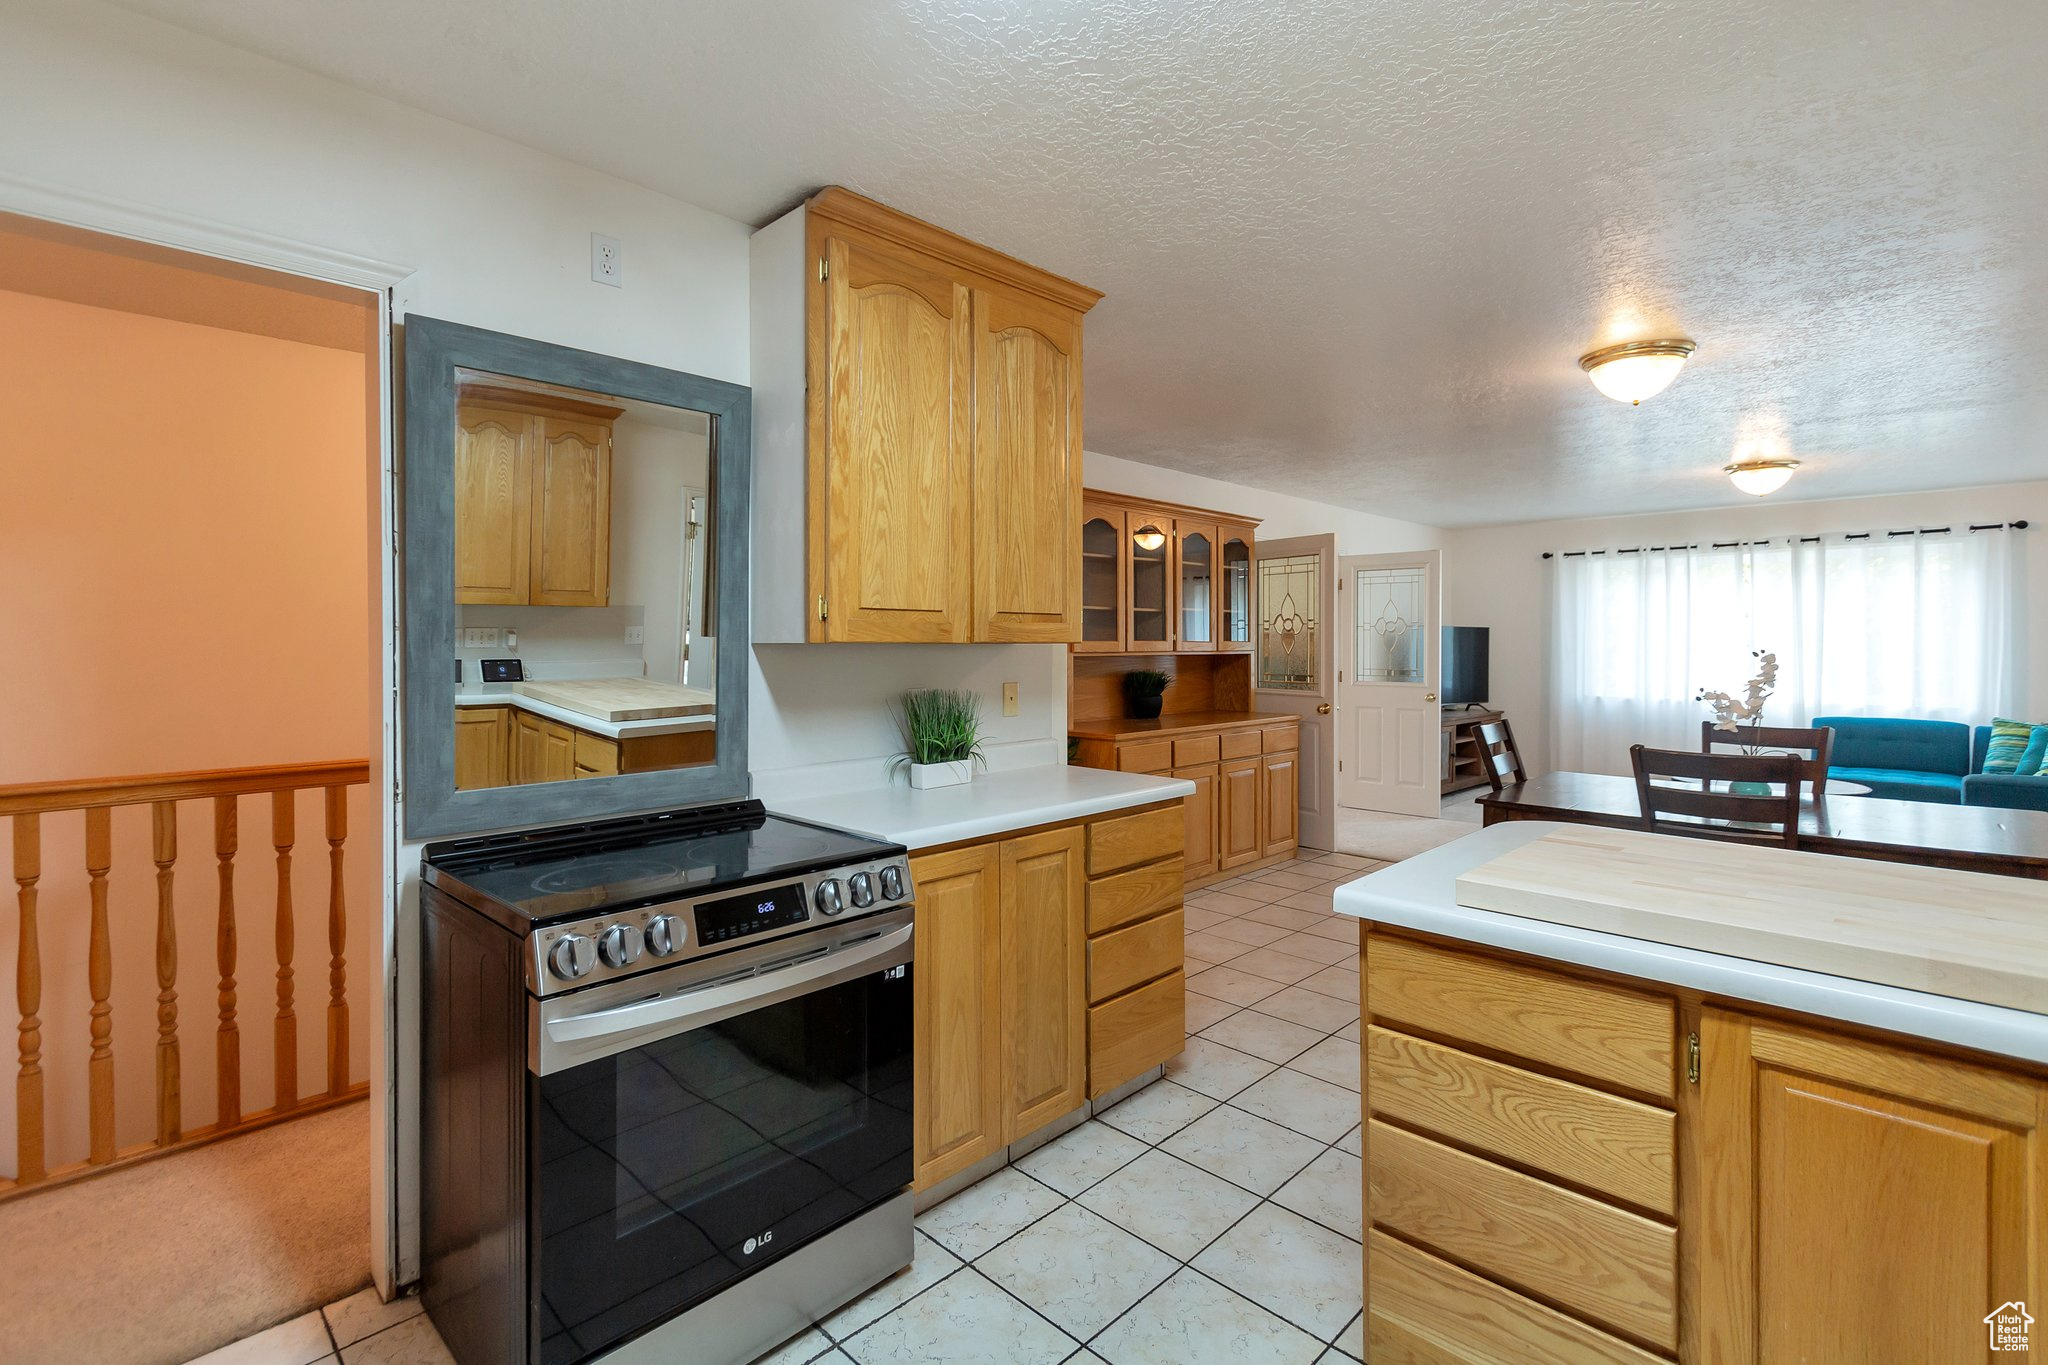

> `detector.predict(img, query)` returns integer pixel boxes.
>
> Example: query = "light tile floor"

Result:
[190,850,1383,1365]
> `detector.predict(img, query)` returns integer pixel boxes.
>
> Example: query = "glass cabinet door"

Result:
[1176,522,1215,651]
[1220,532,1252,650]
[1077,509,1125,652]
[1126,519,1172,649]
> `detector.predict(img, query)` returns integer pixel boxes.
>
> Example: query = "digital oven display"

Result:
[696,882,809,945]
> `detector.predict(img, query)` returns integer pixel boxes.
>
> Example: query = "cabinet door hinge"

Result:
[1686,1030,1701,1086]
[818,257,829,282]
[817,594,829,621]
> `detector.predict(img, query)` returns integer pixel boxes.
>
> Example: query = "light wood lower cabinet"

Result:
[1364,929,2048,1364]
[454,705,511,790]
[910,802,1186,1189]
[910,843,1005,1190]
[1218,757,1262,870]
[512,710,576,785]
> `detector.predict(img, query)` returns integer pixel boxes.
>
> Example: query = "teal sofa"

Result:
[1815,715,2048,812]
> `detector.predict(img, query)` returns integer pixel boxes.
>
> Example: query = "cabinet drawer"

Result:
[1171,734,1220,766]
[1219,728,1262,760]
[1260,724,1299,753]
[1368,933,1676,1099]
[1368,1121,1677,1351]
[1367,1026,1675,1215]
[1087,805,1184,877]
[1089,908,1183,1003]
[1116,740,1174,773]
[1087,857,1182,935]
[573,729,620,778]
[1089,969,1184,1098]
[1369,1233,1666,1365]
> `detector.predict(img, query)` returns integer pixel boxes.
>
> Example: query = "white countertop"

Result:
[772,765,1195,851]
[1334,820,2048,1068]
[454,690,716,740]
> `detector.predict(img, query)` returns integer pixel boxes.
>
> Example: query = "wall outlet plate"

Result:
[460,627,502,649]
[625,625,645,644]
[1002,681,1020,717]
[591,233,622,287]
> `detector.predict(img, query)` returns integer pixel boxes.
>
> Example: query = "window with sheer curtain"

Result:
[1549,530,2025,775]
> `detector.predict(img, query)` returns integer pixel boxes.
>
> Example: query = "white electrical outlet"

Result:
[591,233,622,287]
[1002,681,1020,717]
[625,626,645,645]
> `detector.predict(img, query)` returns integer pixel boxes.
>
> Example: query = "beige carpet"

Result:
[0,1098,371,1365]
[1330,788,1488,862]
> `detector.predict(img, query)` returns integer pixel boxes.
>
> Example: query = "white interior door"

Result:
[1338,550,1442,817]
[1250,534,1337,851]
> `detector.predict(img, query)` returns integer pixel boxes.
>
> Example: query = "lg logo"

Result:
[743,1230,776,1256]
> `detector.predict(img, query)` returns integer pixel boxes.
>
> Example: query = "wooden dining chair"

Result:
[1631,745,1806,848]
[1475,719,1528,793]
[1699,722,1836,796]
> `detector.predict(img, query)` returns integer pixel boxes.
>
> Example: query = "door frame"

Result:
[0,173,417,1294]
[1337,549,1444,817]
[1250,533,1338,851]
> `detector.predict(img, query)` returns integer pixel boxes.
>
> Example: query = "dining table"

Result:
[1480,770,2048,881]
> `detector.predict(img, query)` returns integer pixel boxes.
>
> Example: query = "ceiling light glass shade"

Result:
[1578,339,1697,405]
[1725,460,1799,496]
[1132,525,1166,551]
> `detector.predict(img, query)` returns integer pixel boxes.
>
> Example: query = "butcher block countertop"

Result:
[1335,821,2048,1067]
[454,683,714,741]
[513,677,714,722]
[1067,710,1299,741]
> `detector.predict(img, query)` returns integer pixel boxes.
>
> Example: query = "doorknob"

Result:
[1424,693,1437,703]
[1316,704,1332,715]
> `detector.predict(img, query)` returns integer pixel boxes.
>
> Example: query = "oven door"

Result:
[529,911,914,1365]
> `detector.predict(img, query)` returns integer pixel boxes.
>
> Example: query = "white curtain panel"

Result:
[1550,531,2024,775]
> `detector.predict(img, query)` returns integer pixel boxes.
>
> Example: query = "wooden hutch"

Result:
[1067,489,1300,888]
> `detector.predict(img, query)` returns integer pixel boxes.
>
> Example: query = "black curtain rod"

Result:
[1539,520,2027,560]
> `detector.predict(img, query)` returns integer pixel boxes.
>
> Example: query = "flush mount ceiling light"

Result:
[1726,459,1799,496]
[1132,524,1166,551]
[1578,339,1697,405]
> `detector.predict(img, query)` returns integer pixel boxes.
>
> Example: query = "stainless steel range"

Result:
[420,799,916,1365]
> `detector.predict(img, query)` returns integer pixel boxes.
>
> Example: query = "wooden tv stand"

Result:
[1441,707,1503,796]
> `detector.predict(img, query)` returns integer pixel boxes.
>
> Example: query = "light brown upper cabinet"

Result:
[1076,490,1257,655]
[750,188,1101,643]
[454,385,618,606]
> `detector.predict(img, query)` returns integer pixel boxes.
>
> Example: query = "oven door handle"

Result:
[542,923,914,1053]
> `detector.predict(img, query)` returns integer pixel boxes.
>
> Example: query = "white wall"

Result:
[1086,451,1445,553]
[1443,480,2048,777]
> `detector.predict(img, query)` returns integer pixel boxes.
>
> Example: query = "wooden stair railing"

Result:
[1,760,370,1199]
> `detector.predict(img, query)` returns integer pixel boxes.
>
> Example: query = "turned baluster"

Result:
[273,790,297,1111]
[325,786,348,1096]
[215,796,240,1128]
[153,800,181,1146]
[13,814,44,1185]
[85,807,114,1165]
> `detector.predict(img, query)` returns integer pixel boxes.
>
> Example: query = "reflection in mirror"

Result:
[449,368,718,791]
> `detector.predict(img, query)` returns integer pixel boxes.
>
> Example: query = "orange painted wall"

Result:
[0,287,378,1170]
[0,287,370,781]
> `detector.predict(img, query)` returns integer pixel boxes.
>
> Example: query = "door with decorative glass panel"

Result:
[1251,535,1338,851]
[1338,551,1443,816]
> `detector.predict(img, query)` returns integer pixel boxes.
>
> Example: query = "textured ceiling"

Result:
[108,0,2048,527]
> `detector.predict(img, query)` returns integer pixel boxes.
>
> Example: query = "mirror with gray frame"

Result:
[402,317,750,837]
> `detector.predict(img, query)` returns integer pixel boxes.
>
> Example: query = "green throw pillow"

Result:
[1984,718,2044,774]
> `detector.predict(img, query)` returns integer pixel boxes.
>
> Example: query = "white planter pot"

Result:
[909,759,974,790]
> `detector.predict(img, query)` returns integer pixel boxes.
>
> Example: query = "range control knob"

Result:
[848,871,876,908]
[598,924,643,969]
[644,914,685,958]
[878,863,907,902]
[815,878,846,917]
[547,934,596,981]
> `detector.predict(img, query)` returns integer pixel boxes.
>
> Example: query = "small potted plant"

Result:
[891,688,986,789]
[1123,668,1170,720]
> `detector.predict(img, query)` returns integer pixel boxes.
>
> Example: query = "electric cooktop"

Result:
[422,799,902,931]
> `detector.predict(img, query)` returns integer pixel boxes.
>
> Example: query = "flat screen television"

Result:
[1441,626,1490,706]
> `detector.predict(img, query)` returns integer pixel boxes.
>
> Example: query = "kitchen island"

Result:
[1335,821,2048,1364]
